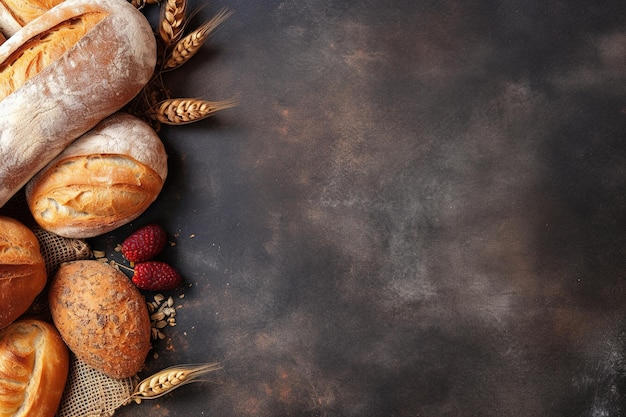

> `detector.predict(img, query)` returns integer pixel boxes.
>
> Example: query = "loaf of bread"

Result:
[0,319,69,417]
[0,0,157,208]
[0,216,47,330]
[49,260,152,379]
[25,112,168,238]
[0,0,64,38]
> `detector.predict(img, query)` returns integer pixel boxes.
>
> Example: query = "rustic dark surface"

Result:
[99,0,624,416]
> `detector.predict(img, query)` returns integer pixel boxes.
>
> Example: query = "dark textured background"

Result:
[101,0,625,416]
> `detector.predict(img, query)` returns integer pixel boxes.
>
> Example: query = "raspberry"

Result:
[120,224,167,263]
[132,261,182,291]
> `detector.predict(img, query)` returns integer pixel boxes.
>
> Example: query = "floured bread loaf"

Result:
[0,319,69,417]
[25,113,168,238]
[0,0,157,208]
[0,216,47,330]
[0,0,64,38]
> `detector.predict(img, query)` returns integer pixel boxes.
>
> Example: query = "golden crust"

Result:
[0,0,65,28]
[0,319,69,417]
[0,11,108,101]
[0,216,47,330]
[25,113,168,239]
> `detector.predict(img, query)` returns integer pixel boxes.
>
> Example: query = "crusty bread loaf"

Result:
[0,216,47,330]
[49,260,151,379]
[0,0,157,208]
[0,0,64,38]
[0,319,69,417]
[25,112,168,238]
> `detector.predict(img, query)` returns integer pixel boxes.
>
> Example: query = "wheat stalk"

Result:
[129,363,222,402]
[163,7,233,70]
[151,97,238,125]
[159,0,187,45]
[130,0,159,9]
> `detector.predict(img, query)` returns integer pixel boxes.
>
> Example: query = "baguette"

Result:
[25,112,168,238]
[0,0,157,208]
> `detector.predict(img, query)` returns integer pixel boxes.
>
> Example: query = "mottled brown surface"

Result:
[49,261,151,379]
[93,1,625,416]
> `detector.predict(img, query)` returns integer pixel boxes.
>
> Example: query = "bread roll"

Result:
[0,0,157,208]
[49,260,151,379]
[0,216,47,330]
[25,112,168,238]
[0,319,69,417]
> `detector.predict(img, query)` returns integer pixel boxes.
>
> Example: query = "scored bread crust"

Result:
[0,319,69,417]
[0,216,47,330]
[49,260,151,379]
[0,0,157,208]
[0,0,64,37]
[25,113,168,238]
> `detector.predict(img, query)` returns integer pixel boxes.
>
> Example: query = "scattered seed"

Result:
[151,311,165,321]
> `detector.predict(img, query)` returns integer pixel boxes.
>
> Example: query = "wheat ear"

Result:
[164,7,233,70]
[159,0,187,45]
[151,97,238,125]
[129,363,222,402]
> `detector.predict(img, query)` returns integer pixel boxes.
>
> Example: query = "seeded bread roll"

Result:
[0,0,157,208]
[49,260,151,379]
[0,319,69,417]
[0,216,47,330]
[25,113,168,238]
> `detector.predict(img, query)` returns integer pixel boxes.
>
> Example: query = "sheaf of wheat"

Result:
[125,3,237,128]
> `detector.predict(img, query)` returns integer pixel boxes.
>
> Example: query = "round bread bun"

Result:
[0,319,69,417]
[0,215,47,330]
[48,260,151,378]
[25,112,168,238]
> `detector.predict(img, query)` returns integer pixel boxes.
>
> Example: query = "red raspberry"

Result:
[132,261,182,291]
[121,224,167,263]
